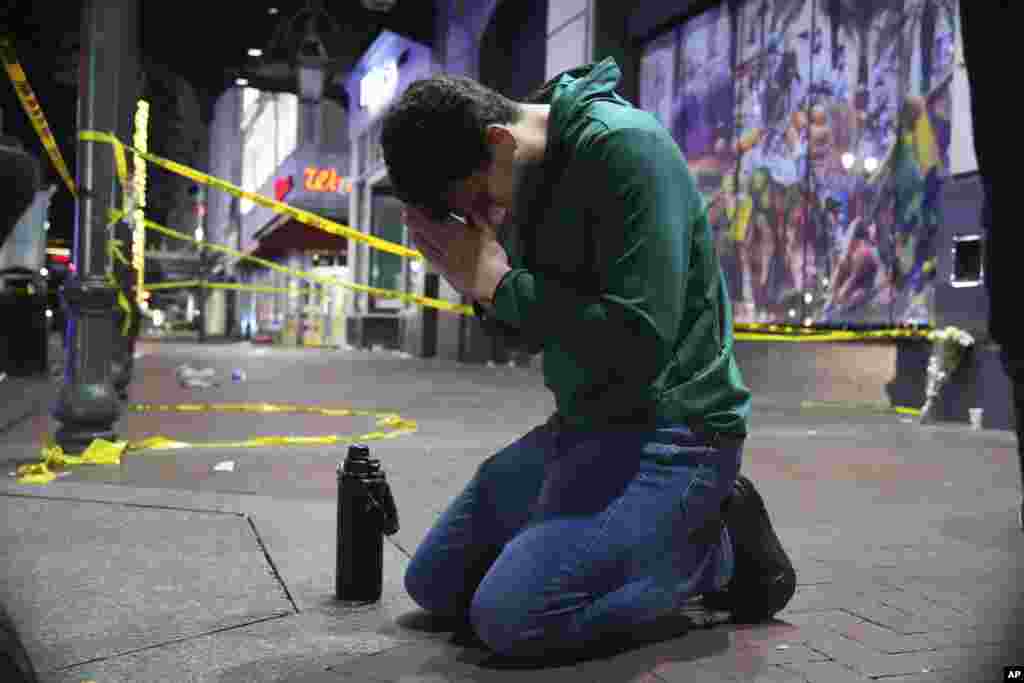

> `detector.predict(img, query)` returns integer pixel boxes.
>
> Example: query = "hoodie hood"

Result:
[526,58,628,163]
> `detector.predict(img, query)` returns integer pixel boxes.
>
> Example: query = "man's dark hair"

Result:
[380,74,522,216]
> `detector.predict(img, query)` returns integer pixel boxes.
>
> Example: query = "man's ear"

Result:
[485,125,516,152]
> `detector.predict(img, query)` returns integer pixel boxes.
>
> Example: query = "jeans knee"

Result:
[404,557,462,617]
[469,592,514,655]
[469,587,547,658]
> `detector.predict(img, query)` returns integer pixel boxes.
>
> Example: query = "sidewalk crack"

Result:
[246,514,301,614]
[49,612,295,674]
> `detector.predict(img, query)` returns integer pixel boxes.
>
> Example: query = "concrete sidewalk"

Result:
[1,341,1022,682]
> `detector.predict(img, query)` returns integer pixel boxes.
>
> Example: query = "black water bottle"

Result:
[336,444,400,603]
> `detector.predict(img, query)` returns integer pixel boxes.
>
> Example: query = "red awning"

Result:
[249,217,349,261]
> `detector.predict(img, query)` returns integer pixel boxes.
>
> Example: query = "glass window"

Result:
[242,87,261,129]
[277,93,299,165]
[241,91,299,214]
[368,191,404,311]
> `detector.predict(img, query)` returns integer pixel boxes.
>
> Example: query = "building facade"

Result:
[200,0,996,425]
[338,0,980,367]
[207,85,352,346]
[344,0,605,362]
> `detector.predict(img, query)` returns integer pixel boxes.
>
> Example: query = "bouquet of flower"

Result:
[920,326,975,424]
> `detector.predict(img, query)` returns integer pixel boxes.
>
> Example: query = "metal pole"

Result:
[52,0,136,453]
[111,6,142,399]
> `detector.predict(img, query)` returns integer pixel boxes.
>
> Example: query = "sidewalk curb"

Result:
[0,601,39,683]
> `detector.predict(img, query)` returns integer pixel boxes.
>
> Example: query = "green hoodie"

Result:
[485,58,751,435]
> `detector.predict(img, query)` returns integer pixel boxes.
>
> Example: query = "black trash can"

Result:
[0,268,48,377]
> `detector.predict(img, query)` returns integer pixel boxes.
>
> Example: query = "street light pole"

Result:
[52,0,138,453]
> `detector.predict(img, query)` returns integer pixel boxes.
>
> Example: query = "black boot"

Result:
[702,475,796,623]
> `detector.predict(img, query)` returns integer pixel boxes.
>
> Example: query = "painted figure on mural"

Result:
[628,0,963,326]
[827,215,884,320]
[710,174,750,304]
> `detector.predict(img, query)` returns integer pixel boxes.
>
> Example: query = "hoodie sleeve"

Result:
[490,125,697,390]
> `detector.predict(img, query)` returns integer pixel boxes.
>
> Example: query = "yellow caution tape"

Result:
[85,131,470,315]
[801,400,922,416]
[143,279,201,291]
[0,37,77,196]
[736,332,919,343]
[109,239,131,268]
[109,208,473,315]
[16,439,128,485]
[15,403,418,485]
[81,130,421,260]
[116,287,133,336]
[142,280,319,296]
[735,322,931,343]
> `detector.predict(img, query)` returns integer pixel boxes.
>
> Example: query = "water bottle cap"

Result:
[346,444,370,461]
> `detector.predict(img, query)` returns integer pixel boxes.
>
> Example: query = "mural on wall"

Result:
[641,0,958,326]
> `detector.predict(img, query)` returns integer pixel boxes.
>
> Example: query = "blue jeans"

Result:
[404,416,743,659]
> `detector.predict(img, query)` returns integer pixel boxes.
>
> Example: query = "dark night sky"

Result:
[1,32,79,244]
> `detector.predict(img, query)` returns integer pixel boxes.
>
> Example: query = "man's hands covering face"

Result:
[404,205,511,304]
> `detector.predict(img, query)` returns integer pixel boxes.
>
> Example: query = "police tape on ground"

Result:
[14,403,419,486]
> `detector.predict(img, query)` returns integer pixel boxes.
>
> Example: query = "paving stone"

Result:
[881,587,979,615]
[652,659,737,683]
[790,557,835,586]
[729,622,806,650]
[778,660,873,683]
[781,610,863,633]
[802,633,907,677]
[829,616,937,654]
[779,584,891,616]
[725,664,810,682]
[841,599,944,636]
[745,643,829,667]
[782,609,938,655]
[803,632,1008,679]
[923,620,1024,648]
[856,668,964,683]
[323,637,701,683]
[667,650,800,683]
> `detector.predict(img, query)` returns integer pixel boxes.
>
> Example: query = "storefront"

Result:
[340,4,558,360]
[344,30,435,351]
[243,143,351,346]
[384,0,630,363]
[207,72,351,346]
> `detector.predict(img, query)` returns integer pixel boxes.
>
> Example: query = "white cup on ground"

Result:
[968,408,983,430]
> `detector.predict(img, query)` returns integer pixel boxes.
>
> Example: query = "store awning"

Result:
[247,214,349,262]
